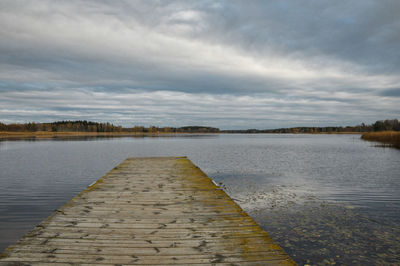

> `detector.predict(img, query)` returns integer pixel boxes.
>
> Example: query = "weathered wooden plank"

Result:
[19,231,275,241]
[6,243,284,256]
[0,157,295,265]
[7,237,274,249]
[0,252,292,264]
[33,216,253,226]
[40,222,257,229]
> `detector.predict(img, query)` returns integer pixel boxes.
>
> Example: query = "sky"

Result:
[0,0,399,129]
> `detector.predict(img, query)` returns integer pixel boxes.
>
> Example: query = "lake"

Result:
[0,134,399,264]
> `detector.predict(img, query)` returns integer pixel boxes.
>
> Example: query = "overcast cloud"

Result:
[0,0,399,129]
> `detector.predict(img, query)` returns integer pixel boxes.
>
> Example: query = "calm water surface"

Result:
[0,134,399,265]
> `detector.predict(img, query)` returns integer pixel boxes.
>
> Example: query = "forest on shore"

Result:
[223,119,399,133]
[0,119,399,134]
[0,121,219,134]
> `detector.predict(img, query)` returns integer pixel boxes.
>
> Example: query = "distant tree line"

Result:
[0,121,220,133]
[128,125,220,133]
[370,119,400,131]
[0,121,123,132]
[0,119,398,134]
[221,119,400,133]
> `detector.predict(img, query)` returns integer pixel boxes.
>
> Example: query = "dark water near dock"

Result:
[0,134,399,264]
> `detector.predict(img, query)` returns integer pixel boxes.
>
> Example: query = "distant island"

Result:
[0,119,399,148]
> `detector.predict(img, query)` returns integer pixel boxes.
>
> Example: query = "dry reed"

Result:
[361,131,400,148]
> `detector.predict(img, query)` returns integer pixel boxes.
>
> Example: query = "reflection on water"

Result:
[0,134,399,264]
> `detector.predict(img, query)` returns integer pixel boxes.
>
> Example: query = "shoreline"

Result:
[0,131,363,140]
[0,131,191,140]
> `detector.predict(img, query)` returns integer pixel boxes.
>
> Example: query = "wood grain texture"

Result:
[0,157,296,265]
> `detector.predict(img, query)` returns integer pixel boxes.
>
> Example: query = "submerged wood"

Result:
[0,157,295,265]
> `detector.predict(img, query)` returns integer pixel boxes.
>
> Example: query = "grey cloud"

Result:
[193,0,400,74]
[1,89,398,129]
[380,88,400,97]
[0,0,399,128]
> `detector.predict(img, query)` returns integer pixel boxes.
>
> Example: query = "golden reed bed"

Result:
[361,131,400,148]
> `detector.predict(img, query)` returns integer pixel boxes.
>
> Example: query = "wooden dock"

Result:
[0,157,295,265]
